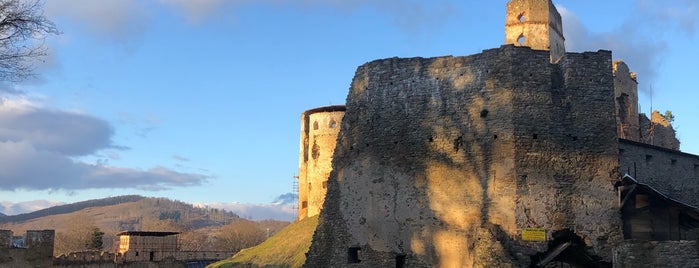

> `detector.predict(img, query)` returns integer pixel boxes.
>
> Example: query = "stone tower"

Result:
[297,105,345,220]
[505,0,565,62]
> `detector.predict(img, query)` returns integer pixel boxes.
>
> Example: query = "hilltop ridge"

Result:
[0,195,146,224]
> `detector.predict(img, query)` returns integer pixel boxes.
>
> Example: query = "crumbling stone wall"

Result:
[619,139,699,207]
[304,45,621,268]
[298,106,345,220]
[639,111,680,150]
[613,61,640,141]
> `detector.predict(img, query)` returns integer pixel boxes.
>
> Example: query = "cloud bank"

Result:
[0,97,208,191]
[0,200,65,216]
[201,193,297,221]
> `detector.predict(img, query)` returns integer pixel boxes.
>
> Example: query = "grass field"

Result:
[208,215,318,268]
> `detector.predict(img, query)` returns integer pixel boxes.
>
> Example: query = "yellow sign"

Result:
[522,228,546,241]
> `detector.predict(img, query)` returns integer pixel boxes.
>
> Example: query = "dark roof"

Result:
[302,105,346,116]
[618,174,699,228]
[115,231,179,237]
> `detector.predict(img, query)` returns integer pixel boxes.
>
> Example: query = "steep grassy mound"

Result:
[208,216,318,268]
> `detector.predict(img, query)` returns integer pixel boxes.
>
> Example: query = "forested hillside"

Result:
[0,196,289,256]
[0,195,145,224]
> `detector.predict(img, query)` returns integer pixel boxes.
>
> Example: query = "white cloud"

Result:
[44,0,151,43]
[0,99,113,156]
[558,1,699,94]
[0,200,65,215]
[0,97,208,191]
[157,0,227,23]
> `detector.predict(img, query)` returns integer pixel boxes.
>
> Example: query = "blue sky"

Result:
[1,0,698,214]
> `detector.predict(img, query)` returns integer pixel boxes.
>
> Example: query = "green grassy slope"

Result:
[208,215,318,268]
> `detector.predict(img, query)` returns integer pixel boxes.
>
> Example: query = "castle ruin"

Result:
[301,0,699,267]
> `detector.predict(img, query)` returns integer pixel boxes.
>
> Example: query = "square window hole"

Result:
[348,247,361,263]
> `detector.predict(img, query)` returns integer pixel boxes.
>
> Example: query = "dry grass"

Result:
[208,215,318,268]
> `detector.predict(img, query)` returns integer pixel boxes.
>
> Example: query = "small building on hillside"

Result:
[115,231,179,261]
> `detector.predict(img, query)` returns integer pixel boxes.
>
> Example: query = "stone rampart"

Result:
[304,45,621,267]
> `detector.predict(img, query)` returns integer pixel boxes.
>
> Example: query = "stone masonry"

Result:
[303,0,697,267]
[505,0,565,63]
[304,45,622,267]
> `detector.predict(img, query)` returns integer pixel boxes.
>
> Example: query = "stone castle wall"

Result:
[298,106,345,220]
[513,50,622,259]
[304,45,621,267]
[619,139,699,207]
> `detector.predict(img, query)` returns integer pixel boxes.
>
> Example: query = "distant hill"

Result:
[0,200,66,216]
[0,195,145,224]
[0,195,289,256]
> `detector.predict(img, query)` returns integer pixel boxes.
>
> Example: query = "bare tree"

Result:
[54,212,98,255]
[0,0,58,81]
[211,220,266,252]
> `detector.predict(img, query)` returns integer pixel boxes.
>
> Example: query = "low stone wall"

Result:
[55,251,117,264]
[615,240,699,268]
[51,250,233,268]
